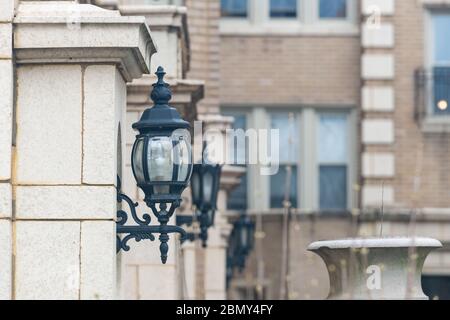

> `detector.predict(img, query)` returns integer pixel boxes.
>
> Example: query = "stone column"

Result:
[199,114,244,300]
[0,0,16,302]
[360,0,396,210]
[8,1,155,300]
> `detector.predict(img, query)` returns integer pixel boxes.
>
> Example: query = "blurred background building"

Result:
[88,0,450,300]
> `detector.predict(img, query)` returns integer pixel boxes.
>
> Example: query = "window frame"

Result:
[220,0,358,36]
[220,0,250,19]
[316,111,352,211]
[317,0,350,21]
[425,9,450,117]
[269,0,300,20]
[222,106,357,214]
[268,111,302,209]
[222,109,251,211]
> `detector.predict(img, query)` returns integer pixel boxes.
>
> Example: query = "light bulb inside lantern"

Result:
[148,137,173,194]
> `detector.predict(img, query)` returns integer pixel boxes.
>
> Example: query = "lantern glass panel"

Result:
[173,130,192,182]
[191,168,201,206]
[147,136,173,194]
[240,224,248,249]
[133,138,145,184]
[207,209,215,226]
[202,170,214,206]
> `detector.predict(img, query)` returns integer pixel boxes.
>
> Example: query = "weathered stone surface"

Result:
[362,0,395,15]
[0,60,13,180]
[0,23,12,58]
[362,23,394,48]
[362,86,394,111]
[362,54,394,80]
[362,153,395,178]
[0,220,12,300]
[15,221,81,300]
[83,65,118,185]
[0,0,15,22]
[362,119,394,144]
[0,183,12,218]
[16,65,82,185]
[362,184,394,207]
[15,186,116,220]
[80,221,116,300]
[308,237,442,300]
[138,265,178,300]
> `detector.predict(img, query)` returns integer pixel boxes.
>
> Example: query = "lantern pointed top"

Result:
[133,65,189,133]
[150,66,172,106]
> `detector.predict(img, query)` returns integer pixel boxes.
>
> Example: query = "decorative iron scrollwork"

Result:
[116,176,187,264]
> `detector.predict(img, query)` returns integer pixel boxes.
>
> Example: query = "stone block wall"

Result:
[0,0,16,301]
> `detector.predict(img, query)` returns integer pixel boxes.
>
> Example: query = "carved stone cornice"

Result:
[14,1,156,82]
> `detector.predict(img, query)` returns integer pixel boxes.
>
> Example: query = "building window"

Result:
[220,0,357,35]
[225,113,248,211]
[317,114,348,210]
[431,13,450,114]
[221,0,248,18]
[269,113,299,208]
[319,0,347,19]
[270,0,297,18]
[222,107,354,213]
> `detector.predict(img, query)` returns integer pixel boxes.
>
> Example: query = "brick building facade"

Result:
[83,0,450,300]
[220,0,450,300]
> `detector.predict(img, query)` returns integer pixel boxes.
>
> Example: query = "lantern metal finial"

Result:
[150,66,172,106]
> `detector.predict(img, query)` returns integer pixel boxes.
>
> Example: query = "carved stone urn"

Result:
[308,237,442,300]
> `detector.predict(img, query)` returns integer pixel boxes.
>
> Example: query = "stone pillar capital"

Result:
[14,1,156,82]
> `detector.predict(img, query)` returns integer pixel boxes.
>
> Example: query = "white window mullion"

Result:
[304,0,315,25]
[300,108,317,211]
[248,107,270,211]
[348,109,358,210]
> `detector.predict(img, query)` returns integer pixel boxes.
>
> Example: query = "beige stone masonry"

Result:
[0,220,12,300]
[83,65,126,185]
[0,0,15,302]
[362,23,394,48]
[362,0,395,15]
[0,183,12,219]
[0,0,16,22]
[15,65,83,185]
[0,58,13,181]
[10,1,156,300]
[15,186,116,220]
[15,221,81,300]
[80,221,116,300]
[362,54,395,80]
[362,152,395,178]
[362,185,395,207]
[362,86,395,112]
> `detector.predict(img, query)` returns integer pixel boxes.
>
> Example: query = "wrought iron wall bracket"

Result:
[176,215,196,244]
[180,232,196,244]
[116,177,187,264]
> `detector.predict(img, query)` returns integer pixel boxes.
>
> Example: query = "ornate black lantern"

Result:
[227,214,255,274]
[116,66,192,264]
[191,161,222,247]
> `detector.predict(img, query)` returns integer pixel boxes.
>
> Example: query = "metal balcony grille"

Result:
[415,67,450,121]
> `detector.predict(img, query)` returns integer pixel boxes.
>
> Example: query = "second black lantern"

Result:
[190,161,222,247]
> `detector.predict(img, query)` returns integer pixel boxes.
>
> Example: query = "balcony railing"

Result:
[415,67,450,121]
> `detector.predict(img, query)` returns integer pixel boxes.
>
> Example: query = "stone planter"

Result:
[308,237,442,300]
